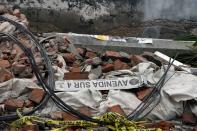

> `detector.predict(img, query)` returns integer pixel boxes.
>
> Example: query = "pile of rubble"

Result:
[0,6,197,131]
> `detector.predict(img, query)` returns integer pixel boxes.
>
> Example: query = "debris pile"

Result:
[0,6,197,131]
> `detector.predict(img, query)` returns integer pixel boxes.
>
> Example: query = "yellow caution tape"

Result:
[11,109,162,131]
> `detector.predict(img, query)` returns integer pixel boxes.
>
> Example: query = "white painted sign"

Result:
[55,77,142,91]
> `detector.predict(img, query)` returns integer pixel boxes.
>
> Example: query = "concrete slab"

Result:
[43,33,195,56]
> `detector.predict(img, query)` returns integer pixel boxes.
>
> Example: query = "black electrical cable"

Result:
[0,17,108,125]
[0,33,51,121]
[0,15,180,125]
[127,55,178,120]
[0,33,104,124]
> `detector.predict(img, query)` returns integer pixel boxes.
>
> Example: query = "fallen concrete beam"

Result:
[43,33,195,56]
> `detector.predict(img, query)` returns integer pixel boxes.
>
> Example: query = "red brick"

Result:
[4,99,24,111]
[131,55,148,65]
[64,72,89,80]
[62,107,91,121]
[107,105,125,116]
[137,88,153,100]
[0,60,11,68]
[85,51,97,59]
[78,107,91,117]
[76,48,85,56]
[69,67,81,73]
[29,89,45,104]
[63,53,76,63]
[105,51,121,58]
[148,121,173,131]
[102,63,114,73]
[114,59,130,70]
[0,68,13,83]
[62,112,78,121]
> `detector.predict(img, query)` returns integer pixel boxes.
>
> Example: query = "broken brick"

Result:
[0,68,13,83]
[0,60,11,68]
[107,105,125,116]
[78,107,91,117]
[29,89,45,104]
[62,112,78,121]
[76,48,86,56]
[69,67,81,73]
[148,121,173,131]
[131,55,148,65]
[85,51,97,59]
[64,72,89,80]
[102,63,114,73]
[114,59,130,70]
[4,99,24,111]
[105,51,121,58]
[63,53,76,63]
[137,88,153,100]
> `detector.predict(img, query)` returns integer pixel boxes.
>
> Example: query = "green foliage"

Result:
[175,34,197,46]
